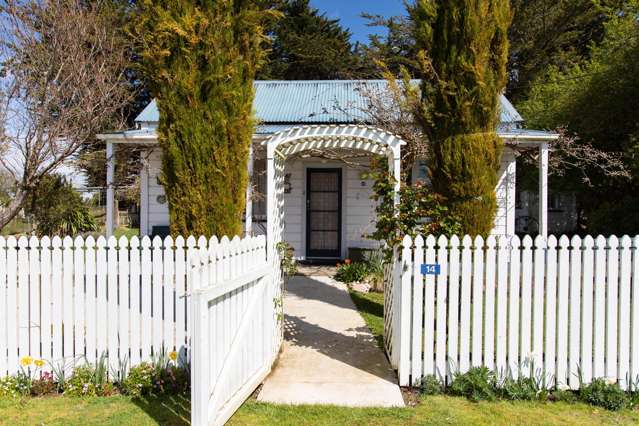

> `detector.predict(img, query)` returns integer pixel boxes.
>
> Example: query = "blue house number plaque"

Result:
[421,264,441,275]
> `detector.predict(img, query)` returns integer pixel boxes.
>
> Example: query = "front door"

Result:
[306,168,342,259]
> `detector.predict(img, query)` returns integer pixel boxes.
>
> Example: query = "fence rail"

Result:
[0,234,216,377]
[392,234,639,390]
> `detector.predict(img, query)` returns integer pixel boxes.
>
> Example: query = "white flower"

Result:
[557,384,570,391]
[606,377,616,385]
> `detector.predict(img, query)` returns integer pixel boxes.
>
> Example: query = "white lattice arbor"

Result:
[262,124,406,261]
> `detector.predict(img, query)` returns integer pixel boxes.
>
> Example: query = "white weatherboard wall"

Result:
[142,146,516,246]
[389,234,639,391]
[282,158,378,260]
[144,148,170,234]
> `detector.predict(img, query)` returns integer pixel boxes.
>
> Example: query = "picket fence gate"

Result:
[189,235,281,426]
[388,234,639,391]
[0,234,219,377]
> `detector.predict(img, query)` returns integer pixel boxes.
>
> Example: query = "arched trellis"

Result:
[261,124,406,262]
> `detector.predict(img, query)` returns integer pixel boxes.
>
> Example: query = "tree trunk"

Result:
[0,189,28,232]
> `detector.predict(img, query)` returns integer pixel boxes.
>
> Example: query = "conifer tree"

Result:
[411,0,511,236]
[136,0,272,237]
[259,0,358,79]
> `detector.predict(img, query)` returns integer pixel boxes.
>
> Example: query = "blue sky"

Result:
[310,0,407,44]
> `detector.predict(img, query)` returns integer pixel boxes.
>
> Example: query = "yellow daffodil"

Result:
[20,356,33,366]
[34,359,45,368]
[169,351,178,362]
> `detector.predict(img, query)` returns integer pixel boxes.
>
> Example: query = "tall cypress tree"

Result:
[411,0,511,236]
[136,0,271,237]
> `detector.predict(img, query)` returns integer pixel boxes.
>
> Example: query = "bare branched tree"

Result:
[355,72,427,173]
[0,0,135,230]
[328,71,428,176]
[515,128,631,186]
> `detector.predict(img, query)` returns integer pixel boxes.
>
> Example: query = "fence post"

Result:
[190,250,208,426]
[411,236,424,386]
[398,235,412,386]
[423,236,437,378]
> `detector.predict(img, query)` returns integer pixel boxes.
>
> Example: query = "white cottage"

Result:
[98,80,557,260]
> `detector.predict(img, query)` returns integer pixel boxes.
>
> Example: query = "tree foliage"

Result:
[411,0,510,236]
[518,3,639,234]
[0,0,135,231]
[135,0,273,237]
[26,175,97,237]
[358,14,420,77]
[508,0,625,101]
[258,0,360,80]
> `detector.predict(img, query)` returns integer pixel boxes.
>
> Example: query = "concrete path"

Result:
[258,275,404,407]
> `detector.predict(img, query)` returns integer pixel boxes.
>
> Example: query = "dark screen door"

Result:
[306,169,342,258]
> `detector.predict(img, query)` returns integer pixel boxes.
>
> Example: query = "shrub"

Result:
[363,250,385,291]
[448,367,497,402]
[579,379,629,411]
[64,365,98,397]
[30,372,57,396]
[499,376,539,401]
[121,363,154,397]
[334,261,369,284]
[420,375,444,396]
[0,376,26,399]
[154,365,190,394]
[26,174,97,236]
[551,389,578,404]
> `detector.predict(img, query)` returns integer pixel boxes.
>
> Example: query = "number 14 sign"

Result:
[421,264,441,275]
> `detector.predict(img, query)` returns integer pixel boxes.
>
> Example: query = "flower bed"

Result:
[421,367,639,412]
[0,349,189,399]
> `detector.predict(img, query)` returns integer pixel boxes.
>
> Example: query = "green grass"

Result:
[4,393,637,425]
[348,289,385,350]
[231,396,639,425]
[0,394,189,425]
[112,227,140,239]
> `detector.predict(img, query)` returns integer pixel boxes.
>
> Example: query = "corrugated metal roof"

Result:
[135,80,524,126]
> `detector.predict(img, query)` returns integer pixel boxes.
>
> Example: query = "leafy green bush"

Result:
[154,365,190,394]
[499,376,539,401]
[120,355,189,397]
[121,363,154,397]
[448,367,497,402]
[551,389,578,404]
[366,159,462,261]
[26,174,97,236]
[30,372,57,396]
[64,365,98,396]
[64,364,115,397]
[363,250,385,291]
[579,379,629,411]
[334,261,370,284]
[0,376,27,398]
[420,375,444,396]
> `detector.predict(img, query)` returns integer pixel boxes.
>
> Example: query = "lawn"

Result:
[3,388,638,425]
[0,394,190,425]
[2,288,639,425]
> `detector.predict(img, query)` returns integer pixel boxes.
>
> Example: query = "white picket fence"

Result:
[0,234,215,377]
[390,234,639,390]
[189,235,281,426]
